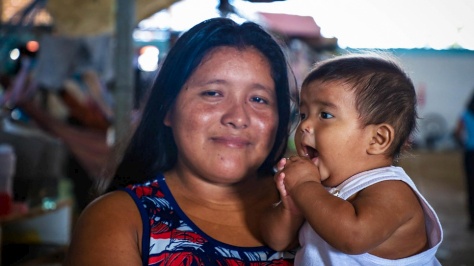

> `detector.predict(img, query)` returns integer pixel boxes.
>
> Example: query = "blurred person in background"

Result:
[454,91,474,230]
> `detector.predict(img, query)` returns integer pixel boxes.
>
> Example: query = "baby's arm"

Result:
[282,157,426,256]
[261,158,304,251]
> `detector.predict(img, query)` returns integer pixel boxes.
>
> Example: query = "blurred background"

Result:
[0,0,473,265]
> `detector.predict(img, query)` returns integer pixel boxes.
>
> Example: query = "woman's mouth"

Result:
[211,136,251,148]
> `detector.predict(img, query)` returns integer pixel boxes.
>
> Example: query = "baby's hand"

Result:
[275,171,301,215]
[274,158,300,215]
[275,157,287,172]
[274,158,289,197]
[281,156,321,193]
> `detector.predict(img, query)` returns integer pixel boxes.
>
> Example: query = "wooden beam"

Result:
[113,0,135,142]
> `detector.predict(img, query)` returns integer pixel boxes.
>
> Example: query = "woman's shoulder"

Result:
[64,190,143,265]
[77,190,143,232]
[88,190,139,210]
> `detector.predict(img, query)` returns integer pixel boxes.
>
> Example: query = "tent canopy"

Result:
[45,0,180,36]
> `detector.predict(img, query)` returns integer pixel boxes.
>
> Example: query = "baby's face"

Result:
[295,80,375,187]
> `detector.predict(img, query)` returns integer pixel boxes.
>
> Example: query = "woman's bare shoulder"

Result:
[76,191,141,226]
[86,190,138,212]
[64,190,143,266]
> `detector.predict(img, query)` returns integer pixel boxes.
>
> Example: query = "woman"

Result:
[64,17,298,265]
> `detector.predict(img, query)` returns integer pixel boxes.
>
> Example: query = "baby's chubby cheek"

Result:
[317,163,330,182]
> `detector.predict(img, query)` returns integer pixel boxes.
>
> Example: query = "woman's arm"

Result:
[64,191,143,265]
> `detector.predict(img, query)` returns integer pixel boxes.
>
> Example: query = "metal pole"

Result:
[113,0,135,143]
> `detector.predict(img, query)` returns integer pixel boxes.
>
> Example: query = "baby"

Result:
[262,53,443,265]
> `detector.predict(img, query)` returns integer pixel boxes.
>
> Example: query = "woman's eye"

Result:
[320,112,334,119]
[251,96,268,104]
[202,91,221,97]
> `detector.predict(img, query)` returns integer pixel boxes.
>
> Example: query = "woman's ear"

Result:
[164,110,172,127]
[367,123,394,155]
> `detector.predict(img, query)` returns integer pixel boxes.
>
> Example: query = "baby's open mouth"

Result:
[304,145,319,161]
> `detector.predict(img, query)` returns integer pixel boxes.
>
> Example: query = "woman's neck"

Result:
[164,168,274,207]
[163,169,279,246]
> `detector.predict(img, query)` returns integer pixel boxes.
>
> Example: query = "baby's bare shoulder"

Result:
[357,180,419,204]
[350,180,424,236]
[355,180,428,258]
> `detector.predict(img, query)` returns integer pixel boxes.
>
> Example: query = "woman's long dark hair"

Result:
[104,17,296,192]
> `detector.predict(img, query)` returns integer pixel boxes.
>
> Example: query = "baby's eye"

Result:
[300,113,307,120]
[320,112,334,119]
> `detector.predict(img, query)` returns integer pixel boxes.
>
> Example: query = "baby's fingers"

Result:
[276,157,287,171]
[274,172,288,197]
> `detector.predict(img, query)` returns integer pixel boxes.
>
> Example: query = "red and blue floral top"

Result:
[124,175,295,266]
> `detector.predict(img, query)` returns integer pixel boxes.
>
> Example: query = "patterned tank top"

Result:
[124,174,295,266]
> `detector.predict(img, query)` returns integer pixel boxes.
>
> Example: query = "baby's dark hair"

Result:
[302,53,418,159]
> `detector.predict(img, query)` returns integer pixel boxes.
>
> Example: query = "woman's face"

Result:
[164,47,279,184]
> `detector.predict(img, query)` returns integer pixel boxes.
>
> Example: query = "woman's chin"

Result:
[207,165,260,183]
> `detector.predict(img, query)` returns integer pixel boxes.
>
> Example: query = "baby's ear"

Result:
[367,123,394,155]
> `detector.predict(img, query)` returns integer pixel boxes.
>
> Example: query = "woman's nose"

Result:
[222,100,249,129]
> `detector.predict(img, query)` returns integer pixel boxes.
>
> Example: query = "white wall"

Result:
[391,49,474,149]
